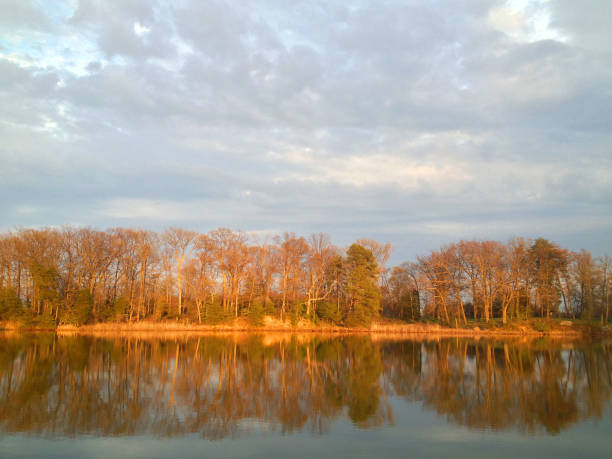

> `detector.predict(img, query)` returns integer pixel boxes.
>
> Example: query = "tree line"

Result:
[390,237,610,325]
[0,226,609,327]
[0,227,382,327]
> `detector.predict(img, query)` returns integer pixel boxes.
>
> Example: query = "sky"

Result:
[1,0,611,264]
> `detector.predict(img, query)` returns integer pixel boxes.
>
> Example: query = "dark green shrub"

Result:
[344,300,376,328]
[32,312,56,329]
[61,289,92,326]
[0,287,22,320]
[317,301,342,324]
[263,299,276,316]
[204,302,231,324]
[532,320,551,332]
[112,296,129,322]
[246,300,265,327]
[155,301,170,320]
[290,302,305,326]
[15,307,34,327]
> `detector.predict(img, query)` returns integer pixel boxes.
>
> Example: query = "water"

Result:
[0,333,610,458]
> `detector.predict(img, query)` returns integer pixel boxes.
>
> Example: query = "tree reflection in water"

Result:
[0,333,610,439]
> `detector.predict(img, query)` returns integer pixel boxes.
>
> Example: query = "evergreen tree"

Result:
[344,244,381,327]
[61,288,92,325]
[528,238,568,318]
[28,260,59,316]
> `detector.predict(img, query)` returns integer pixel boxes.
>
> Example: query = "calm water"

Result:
[0,333,610,458]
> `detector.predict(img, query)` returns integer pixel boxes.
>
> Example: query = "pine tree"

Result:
[344,244,381,327]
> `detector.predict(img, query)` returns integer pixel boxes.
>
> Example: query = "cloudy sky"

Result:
[1,0,611,263]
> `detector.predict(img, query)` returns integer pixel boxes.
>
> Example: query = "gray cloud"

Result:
[1,0,611,263]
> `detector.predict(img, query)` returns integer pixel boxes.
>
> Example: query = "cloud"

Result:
[0,0,611,262]
[0,0,52,31]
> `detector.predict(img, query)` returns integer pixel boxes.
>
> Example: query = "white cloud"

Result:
[487,0,568,43]
[133,22,150,37]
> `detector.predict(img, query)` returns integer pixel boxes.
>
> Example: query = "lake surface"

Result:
[0,333,610,458]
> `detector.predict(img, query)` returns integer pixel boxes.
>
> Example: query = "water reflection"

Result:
[0,333,610,439]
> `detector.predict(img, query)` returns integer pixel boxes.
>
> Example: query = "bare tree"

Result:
[163,228,197,316]
[305,233,337,317]
[206,228,251,317]
[276,233,308,318]
[599,255,610,324]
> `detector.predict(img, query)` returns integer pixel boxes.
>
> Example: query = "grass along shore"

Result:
[1,317,609,337]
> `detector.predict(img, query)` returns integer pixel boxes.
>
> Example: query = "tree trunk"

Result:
[177,258,183,317]
[281,268,288,318]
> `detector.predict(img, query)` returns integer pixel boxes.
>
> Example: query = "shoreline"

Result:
[1,318,608,338]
